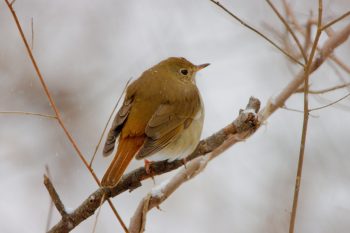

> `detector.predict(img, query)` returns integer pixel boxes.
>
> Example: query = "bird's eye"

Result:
[180,69,188,75]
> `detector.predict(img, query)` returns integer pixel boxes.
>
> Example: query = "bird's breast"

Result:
[149,98,204,162]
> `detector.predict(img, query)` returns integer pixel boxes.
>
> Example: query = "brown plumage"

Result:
[101,57,209,187]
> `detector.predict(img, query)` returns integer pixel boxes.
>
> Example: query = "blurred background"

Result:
[0,0,349,232]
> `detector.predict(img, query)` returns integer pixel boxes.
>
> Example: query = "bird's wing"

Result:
[103,93,135,156]
[135,95,200,159]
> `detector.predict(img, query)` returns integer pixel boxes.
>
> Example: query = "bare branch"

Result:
[310,92,350,111]
[0,111,56,119]
[48,97,261,233]
[289,1,323,233]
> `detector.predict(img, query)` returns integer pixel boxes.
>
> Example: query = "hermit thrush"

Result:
[101,57,209,187]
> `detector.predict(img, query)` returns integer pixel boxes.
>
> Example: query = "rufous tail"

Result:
[101,137,144,187]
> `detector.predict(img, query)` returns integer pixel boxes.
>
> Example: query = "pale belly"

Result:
[149,105,204,162]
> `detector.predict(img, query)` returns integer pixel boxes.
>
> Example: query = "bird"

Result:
[101,57,209,187]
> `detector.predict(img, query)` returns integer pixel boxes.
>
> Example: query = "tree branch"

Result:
[48,97,261,233]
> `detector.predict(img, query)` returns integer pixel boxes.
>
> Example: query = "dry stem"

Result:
[289,1,323,232]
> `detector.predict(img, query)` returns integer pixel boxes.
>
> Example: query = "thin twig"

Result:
[209,0,304,67]
[266,0,307,63]
[0,111,57,119]
[89,78,132,166]
[3,1,128,232]
[295,82,350,94]
[281,106,318,118]
[310,92,350,111]
[321,10,350,30]
[289,1,323,233]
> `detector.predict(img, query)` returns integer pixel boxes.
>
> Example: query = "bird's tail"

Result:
[101,136,144,187]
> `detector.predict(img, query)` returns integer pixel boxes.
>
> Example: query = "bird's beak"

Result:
[195,63,210,71]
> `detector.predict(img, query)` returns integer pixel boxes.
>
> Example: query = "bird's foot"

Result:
[181,157,188,169]
[144,159,155,184]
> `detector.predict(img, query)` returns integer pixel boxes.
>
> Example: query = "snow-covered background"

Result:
[0,0,349,232]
